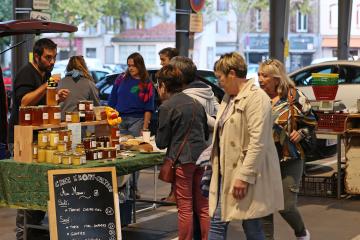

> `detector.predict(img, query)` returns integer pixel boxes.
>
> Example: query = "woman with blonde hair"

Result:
[57,55,100,118]
[208,52,284,240]
[258,59,316,240]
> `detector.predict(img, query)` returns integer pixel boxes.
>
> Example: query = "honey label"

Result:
[79,104,85,111]
[42,136,48,143]
[89,103,94,110]
[43,113,49,120]
[64,136,69,142]
[91,141,96,148]
[98,152,103,159]
[93,153,97,160]
[54,136,59,145]
[25,114,31,121]
[55,94,59,101]
[33,147,38,155]
[66,115,72,122]
[54,112,61,120]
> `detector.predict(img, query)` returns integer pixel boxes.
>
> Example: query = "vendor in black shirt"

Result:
[9,38,69,240]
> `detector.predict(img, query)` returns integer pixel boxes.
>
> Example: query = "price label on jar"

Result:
[98,152,103,159]
[43,135,48,143]
[25,114,31,121]
[89,103,94,110]
[91,141,96,148]
[66,115,72,122]
[54,112,61,120]
[93,153,97,160]
[79,103,85,111]
[43,112,49,120]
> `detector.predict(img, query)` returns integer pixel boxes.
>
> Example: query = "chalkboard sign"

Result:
[48,167,121,240]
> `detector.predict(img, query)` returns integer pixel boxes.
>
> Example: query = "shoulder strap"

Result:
[174,99,196,162]
[288,88,297,132]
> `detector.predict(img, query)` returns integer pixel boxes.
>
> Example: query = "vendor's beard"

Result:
[35,58,54,74]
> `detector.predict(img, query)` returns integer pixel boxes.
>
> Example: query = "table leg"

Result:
[132,172,137,223]
[337,134,342,200]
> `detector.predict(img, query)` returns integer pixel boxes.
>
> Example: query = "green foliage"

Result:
[0,0,12,49]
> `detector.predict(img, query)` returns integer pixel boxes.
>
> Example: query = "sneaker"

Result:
[297,229,310,240]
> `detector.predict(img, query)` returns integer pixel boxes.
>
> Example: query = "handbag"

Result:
[288,88,318,157]
[158,101,196,183]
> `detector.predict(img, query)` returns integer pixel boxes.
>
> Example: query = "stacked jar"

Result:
[78,100,94,122]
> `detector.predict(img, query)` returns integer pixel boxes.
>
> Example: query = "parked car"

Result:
[52,58,112,83]
[287,60,360,160]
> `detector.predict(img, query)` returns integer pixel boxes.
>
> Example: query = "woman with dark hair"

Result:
[108,52,154,137]
[57,55,100,118]
[156,65,210,240]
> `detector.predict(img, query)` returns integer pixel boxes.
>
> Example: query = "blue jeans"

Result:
[119,116,144,137]
[209,179,265,240]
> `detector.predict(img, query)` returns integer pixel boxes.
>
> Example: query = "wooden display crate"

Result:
[14,120,110,163]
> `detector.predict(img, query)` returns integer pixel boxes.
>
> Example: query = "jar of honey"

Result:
[46,87,58,106]
[79,111,86,122]
[57,141,67,152]
[53,152,62,164]
[111,139,120,152]
[78,100,93,111]
[61,152,72,165]
[19,106,32,126]
[107,147,117,159]
[71,112,80,123]
[75,144,85,154]
[39,105,49,125]
[32,142,38,160]
[46,146,57,163]
[65,112,72,122]
[72,152,86,165]
[38,130,49,147]
[97,148,104,160]
[48,105,61,124]
[37,146,46,163]
[49,131,59,147]
[85,111,95,121]
[85,149,98,161]
[82,138,92,149]
[31,106,42,126]
[111,126,120,139]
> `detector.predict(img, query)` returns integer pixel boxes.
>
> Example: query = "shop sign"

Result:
[48,167,122,240]
[189,13,203,33]
[30,11,51,21]
[33,0,50,10]
[246,35,269,50]
[289,36,315,50]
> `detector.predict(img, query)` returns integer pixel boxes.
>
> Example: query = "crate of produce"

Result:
[312,85,339,100]
[311,73,339,85]
[316,112,348,132]
[299,171,344,198]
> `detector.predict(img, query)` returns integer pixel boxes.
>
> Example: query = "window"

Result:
[255,9,262,32]
[216,20,230,34]
[105,46,115,64]
[119,45,138,64]
[296,10,308,32]
[356,4,360,29]
[86,48,97,58]
[119,45,156,66]
[139,45,156,66]
[329,4,338,29]
[217,0,228,11]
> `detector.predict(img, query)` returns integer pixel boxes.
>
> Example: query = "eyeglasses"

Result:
[263,58,281,68]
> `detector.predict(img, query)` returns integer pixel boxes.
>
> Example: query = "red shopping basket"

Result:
[316,112,348,132]
[312,85,338,100]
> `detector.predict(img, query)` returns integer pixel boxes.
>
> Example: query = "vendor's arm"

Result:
[21,83,47,106]
[143,111,151,130]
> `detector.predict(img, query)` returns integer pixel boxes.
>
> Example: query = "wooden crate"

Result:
[14,120,110,163]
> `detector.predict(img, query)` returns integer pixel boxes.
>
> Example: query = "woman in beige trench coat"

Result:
[208,52,284,240]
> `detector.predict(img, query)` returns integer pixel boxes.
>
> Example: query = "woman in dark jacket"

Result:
[155,65,210,240]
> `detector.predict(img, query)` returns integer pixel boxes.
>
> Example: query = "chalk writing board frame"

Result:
[48,167,121,240]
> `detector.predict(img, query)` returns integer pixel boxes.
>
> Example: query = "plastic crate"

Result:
[316,112,348,132]
[312,85,339,100]
[311,73,339,85]
[299,171,344,198]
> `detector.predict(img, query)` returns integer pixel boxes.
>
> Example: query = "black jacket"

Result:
[156,92,209,164]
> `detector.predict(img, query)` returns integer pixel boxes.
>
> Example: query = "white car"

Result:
[289,60,360,109]
[53,58,112,83]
